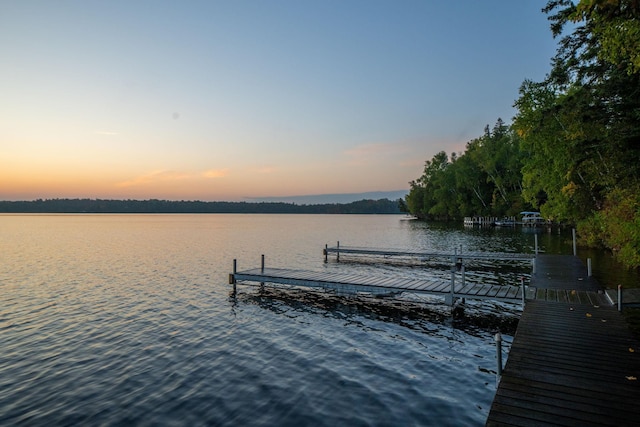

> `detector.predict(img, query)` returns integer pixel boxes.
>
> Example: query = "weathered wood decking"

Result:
[324,245,534,262]
[486,255,640,426]
[231,267,528,303]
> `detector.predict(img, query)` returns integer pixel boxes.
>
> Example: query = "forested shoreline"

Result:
[0,198,401,214]
[405,0,640,269]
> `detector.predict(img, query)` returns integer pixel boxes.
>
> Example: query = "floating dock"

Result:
[230,264,610,307]
[231,265,527,304]
[323,244,534,262]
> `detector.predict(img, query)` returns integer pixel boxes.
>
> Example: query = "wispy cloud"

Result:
[202,169,229,178]
[344,143,406,166]
[117,170,190,187]
[255,166,276,174]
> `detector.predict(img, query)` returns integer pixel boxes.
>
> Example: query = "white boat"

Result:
[520,211,546,226]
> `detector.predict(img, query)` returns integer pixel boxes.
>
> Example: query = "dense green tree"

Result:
[511,0,640,266]
[472,119,524,215]
[514,80,589,221]
[452,145,492,216]
[545,0,640,188]
[572,0,640,75]
[405,120,526,221]
[407,151,451,220]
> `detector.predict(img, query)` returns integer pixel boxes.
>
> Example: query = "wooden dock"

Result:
[231,266,528,304]
[486,255,640,426]
[231,252,608,307]
[229,251,640,424]
[323,244,534,262]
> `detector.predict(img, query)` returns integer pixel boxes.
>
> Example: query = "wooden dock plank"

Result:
[413,280,445,292]
[455,283,475,295]
[496,286,512,298]
[393,277,423,289]
[556,289,568,303]
[505,286,520,300]
[530,254,600,291]
[402,279,435,290]
[474,284,495,297]
[496,376,640,414]
[486,285,503,298]
[525,287,537,300]
[567,289,580,304]
[463,283,487,296]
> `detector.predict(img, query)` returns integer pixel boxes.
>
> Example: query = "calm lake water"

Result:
[0,214,635,426]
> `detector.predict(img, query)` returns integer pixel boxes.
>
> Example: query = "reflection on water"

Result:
[1,214,634,426]
[234,286,520,337]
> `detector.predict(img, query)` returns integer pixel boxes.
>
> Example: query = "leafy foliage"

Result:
[579,187,640,268]
[572,0,640,75]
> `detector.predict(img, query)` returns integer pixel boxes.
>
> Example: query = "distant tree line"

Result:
[0,198,402,214]
[406,0,640,268]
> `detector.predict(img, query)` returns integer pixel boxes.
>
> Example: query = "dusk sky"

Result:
[1,1,558,201]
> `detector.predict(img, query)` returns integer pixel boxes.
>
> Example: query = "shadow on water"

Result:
[231,286,520,337]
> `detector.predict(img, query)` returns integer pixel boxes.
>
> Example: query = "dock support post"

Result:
[532,257,536,275]
[495,333,503,379]
[324,244,328,263]
[587,258,592,277]
[447,270,455,306]
[260,255,265,290]
[231,259,237,295]
[618,285,623,312]
[461,264,465,287]
[337,241,340,262]
[572,229,577,256]
[447,251,456,306]
[534,234,538,256]
[521,277,526,307]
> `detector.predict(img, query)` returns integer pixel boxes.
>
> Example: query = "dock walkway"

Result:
[486,255,640,426]
[324,245,534,262]
[230,261,607,307]
[231,266,527,303]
